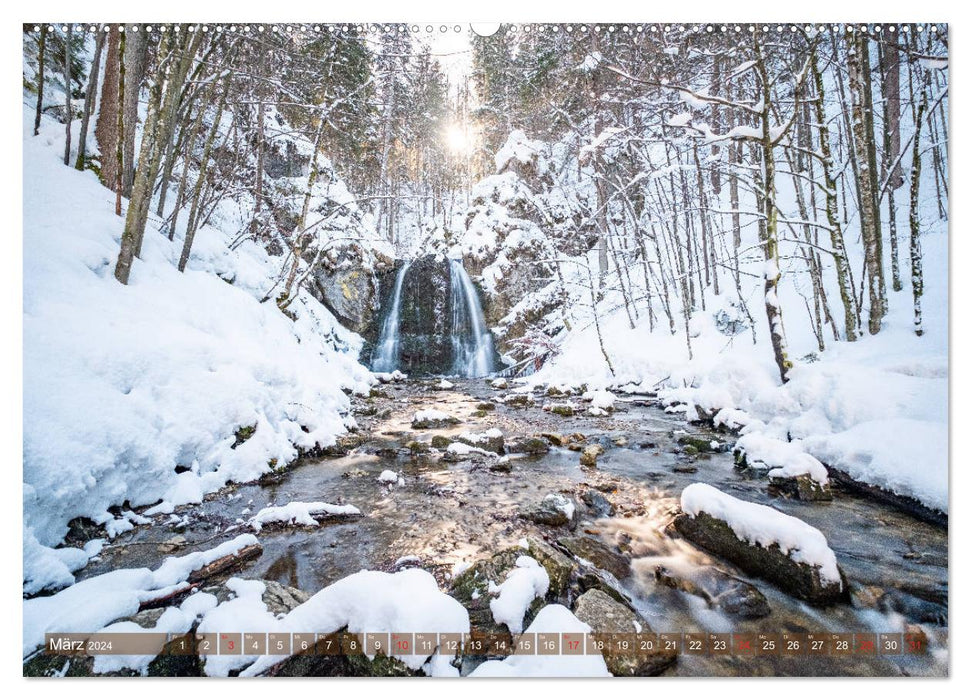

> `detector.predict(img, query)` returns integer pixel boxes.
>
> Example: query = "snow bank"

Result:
[241,569,470,676]
[735,434,829,484]
[470,605,611,677]
[23,534,258,656]
[681,484,841,585]
[23,107,372,593]
[488,556,550,634]
[249,501,361,531]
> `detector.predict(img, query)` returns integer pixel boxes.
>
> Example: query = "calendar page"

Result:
[21,18,948,680]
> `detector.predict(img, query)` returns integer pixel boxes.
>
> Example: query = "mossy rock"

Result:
[430,435,452,450]
[673,512,848,606]
[676,434,719,453]
[526,538,577,599]
[476,402,496,411]
[550,404,575,417]
[232,424,257,449]
[508,436,549,455]
[405,440,429,454]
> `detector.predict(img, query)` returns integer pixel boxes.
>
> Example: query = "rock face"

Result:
[309,261,380,335]
[558,536,632,580]
[654,565,771,619]
[672,512,848,606]
[572,589,676,676]
[395,255,454,374]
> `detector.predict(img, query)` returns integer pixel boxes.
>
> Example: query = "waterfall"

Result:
[449,259,496,378]
[371,260,412,372]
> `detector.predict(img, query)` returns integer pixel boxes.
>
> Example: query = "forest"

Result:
[22,23,948,678]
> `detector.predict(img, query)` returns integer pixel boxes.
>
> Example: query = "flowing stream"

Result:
[85,378,947,677]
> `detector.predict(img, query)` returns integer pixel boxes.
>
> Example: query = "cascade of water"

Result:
[370,261,412,372]
[449,258,496,377]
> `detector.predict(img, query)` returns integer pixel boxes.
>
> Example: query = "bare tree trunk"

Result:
[847,30,884,335]
[33,26,46,136]
[810,48,859,341]
[178,76,231,273]
[909,66,929,337]
[63,25,72,165]
[121,27,149,197]
[95,25,120,191]
[75,29,105,170]
[114,29,125,216]
[755,40,792,383]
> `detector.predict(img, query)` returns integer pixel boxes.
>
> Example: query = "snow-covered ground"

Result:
[23,106,374,594]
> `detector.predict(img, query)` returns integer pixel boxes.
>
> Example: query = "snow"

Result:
[413,409,452,422]
[488,556,550,634]
[23,106,374,593]
[436,379,455,389]
[680,483,842,585]
[249,501,361,531]
[735,433,829,484]
[241,569,470,677]
[378,470,399,483]
[470,605,611,677]
[23,534,258,656]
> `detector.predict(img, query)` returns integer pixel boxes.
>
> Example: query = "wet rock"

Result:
[476,402,496,411]
[672,465,698,474]
[572,589,676,676]
[158,535,188,553]
[489,457,513,473]
[369,387,392,399]
[676,434,721,453]
[612,436,629,447]
[430,435,452,450]
[455,430,505,454]
[520,494,578,528]
[672,512,848,606]
[576,571,632,607]
[541,432,567,447]
[580,444,605,467]
[507,436,550,455]
[580,489,616,518]
[769,474,833,501]
[502,393,535,408]
[549,403,575,417]
[394,255,454,375]
[558,536,632,579]
[879,590,948,626]
[411,411,460,429]
[654,566,771,619]
[524,539,577,600]
[405,440,429,455]
[322,434,367,457]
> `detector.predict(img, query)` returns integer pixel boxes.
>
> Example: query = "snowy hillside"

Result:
[23,106,373,594]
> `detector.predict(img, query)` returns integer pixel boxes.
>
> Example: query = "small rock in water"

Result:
[508,436,550,455]
[520,494,578,528]
[411,409,460,429]
[157,535,187,553]
[654,565,771,619]
[769,473,833,501]
[548,403,575,417]
[558,536,632,579]
[580,444,605,467]
[580,489,616,518]
[672,465,698,474]
[490,377,509,390]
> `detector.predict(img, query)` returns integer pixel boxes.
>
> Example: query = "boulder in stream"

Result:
[572,589,676,676]
[673,484,848,606]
